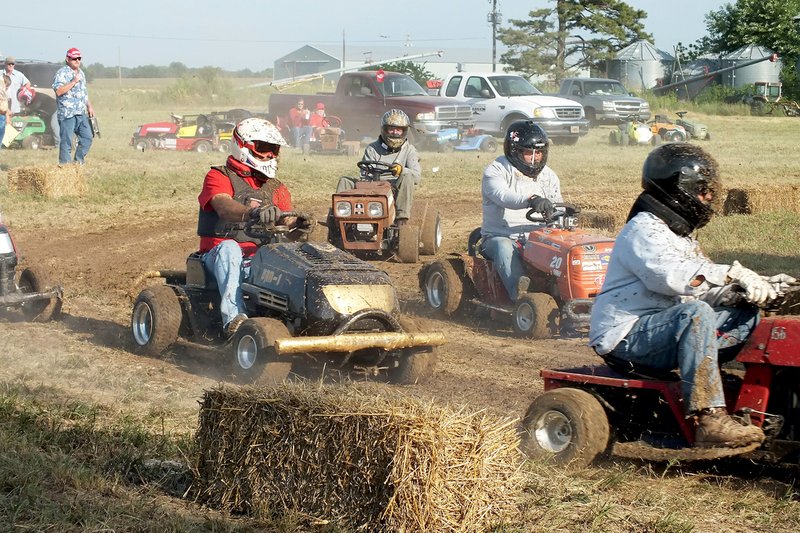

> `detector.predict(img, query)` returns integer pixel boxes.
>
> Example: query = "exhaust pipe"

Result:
[274,331,446,355]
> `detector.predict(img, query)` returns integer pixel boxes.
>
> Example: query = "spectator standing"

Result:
[288,98,312,150]
[52,48,94,164]
[4,56,31,116]
[0,74,10,149]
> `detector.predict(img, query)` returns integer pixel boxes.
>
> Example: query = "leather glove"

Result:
[527,196,554,219]
[391,163,403,177]
[296,213,316,230]
[763,273,797,296]
[254,205,283,225]
[727,261,777,306]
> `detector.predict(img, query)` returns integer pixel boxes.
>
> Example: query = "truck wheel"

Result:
[421,260,463,316]
[480,137,498,152]
[500,115,526,137]
[230,317,292,385]
[513,293,559,339]
[22,135,41,150]
[194,140,212,153]
[585,108,597,126]
[420,208,441,255]
[387,316,437,385]
[520,388,610,468]
[18,266,62,322]
[131,285,182,356]
[397,224,420,263]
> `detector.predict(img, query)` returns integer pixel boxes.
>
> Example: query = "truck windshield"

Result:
[584,81,629,96]
[488,76,543,97]
[377,74,429,97]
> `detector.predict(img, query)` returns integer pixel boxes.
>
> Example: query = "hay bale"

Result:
[6,164,87,198]
[580,210,620,232]
[723,186,800,216]
[195,384,523,531]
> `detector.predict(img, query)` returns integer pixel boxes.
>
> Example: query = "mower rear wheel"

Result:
[520,388,610,468]
[18,266,62,322]
[131,285,182,356]
[22,135,41,150]
[421,260,463,316]
[387,316,437,385]
[194,140,212,153]
[513,292,559,339]
[218,140,231,153]
[608,131,617,146]
[397,224,420,263]
[230,317,292,385]
[134,138,150,151]
[651,133,662,146]
[480,137,498,152]
[420,207,442,255]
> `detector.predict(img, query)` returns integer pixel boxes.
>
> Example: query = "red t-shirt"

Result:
[197,157,293,255]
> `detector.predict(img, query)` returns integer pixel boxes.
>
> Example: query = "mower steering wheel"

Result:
[357,160,395,178]
[525,202,580,224]
[245,210,310,241]
[325,115,343,128]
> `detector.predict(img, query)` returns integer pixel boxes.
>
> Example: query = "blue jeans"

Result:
[292,125,313,148]
[609,300,760,413]
[201,240,250,327]
[481,235,527,300]
[58,114,93,164]
[0,114,6,150]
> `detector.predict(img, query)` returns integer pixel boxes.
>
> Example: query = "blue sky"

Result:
[0,1,729,70]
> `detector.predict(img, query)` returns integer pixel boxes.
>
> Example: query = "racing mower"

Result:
[520,285,800,468]
[130,214,443,385]
[608,114,654,146]
[327,161,442,263]
[0,221,63,322]
[419,203,614,339]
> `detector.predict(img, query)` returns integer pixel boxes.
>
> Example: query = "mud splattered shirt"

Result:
[52,66,89,120]
[481,155,562,239]
[589,211,729,355]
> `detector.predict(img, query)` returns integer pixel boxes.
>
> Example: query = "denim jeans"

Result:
[58,114,93,164]
[480,235,526,300]
[0,114,6,150]
[292,125,313,148]
[201,240,250,327]
[609,300,760,413]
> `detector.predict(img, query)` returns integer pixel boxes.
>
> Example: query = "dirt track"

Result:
[4,203,598,421]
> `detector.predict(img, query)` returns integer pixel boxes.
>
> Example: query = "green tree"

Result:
[498,0,651,83]
[363,60,435,87]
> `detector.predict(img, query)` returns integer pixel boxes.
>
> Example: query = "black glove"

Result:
[296,213,316,230]
[253,205,283,225]
[527,196,554,219]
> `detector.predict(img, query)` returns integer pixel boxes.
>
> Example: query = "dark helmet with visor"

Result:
[641,143,721,232]
[504,120,548,178]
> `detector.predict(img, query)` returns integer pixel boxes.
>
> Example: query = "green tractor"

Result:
[674,111,710,141]
[8,115,54,150]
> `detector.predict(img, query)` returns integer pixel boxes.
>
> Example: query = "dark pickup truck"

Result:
[557,77,650,125]
[268,71,473,150]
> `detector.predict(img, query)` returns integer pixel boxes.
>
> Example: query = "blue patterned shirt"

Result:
[52,66,89,120]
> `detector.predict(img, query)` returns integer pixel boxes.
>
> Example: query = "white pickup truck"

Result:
[439,72,589,145]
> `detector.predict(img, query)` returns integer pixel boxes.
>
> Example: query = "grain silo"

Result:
[721,44,781,88]
[607,40,673,91]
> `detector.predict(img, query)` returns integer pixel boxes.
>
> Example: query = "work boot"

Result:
[224,314,248,338]
[516,275,531,299]
[396,218,408,227]
[694,407,765,448]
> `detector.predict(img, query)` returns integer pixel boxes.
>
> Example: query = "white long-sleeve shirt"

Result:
[481,155,562,239]
[589,211,730,354]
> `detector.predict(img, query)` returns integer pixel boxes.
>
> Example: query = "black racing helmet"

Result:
[642,143,721,231]
[504,120,548,178]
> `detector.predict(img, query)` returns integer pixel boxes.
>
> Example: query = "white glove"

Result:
[727,261,777,306]
[763,273,797,296]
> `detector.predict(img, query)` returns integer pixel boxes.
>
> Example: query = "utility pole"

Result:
[487,0,502,72]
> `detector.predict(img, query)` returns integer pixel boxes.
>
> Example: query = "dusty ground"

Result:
[2,199,598,426]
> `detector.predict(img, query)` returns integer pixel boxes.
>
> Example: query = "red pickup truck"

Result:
[268,71,473,151]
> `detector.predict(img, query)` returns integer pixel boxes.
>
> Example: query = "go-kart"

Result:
[0,222,63,322]
[327,161,442,263]
[520,285,800,468]
[419,203,614,338]
[130,214,443,385]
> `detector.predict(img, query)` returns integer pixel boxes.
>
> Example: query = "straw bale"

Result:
[6,164,87,198]
[579,210,620,232]
[722,186,800,216]
[194,384,524,531]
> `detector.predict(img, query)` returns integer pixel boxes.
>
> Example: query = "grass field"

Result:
[1,77,800,532]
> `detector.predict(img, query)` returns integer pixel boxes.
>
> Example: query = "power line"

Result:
[0,24,486,45]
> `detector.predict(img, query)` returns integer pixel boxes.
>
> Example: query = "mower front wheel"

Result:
[397,224,420,263]
[131,285,182,356]
[387,316,438,385]
[421,260,463,316]
[520,388,610,468]
[420,207,442,255]
[230,317,292,385]
[18,266,63,322]
[22,135,42,150]
[513,292,559,339]
[194,140,212,153]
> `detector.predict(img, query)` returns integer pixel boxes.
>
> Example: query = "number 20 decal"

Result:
[550,256,563,270]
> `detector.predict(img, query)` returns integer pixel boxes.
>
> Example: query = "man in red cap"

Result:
[52,47,94,164]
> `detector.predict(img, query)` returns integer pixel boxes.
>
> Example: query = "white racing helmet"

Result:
[231,117,288,178]
[380,108,410,151]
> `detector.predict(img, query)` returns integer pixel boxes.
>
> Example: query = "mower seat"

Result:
[467,227,483,257]
[601,353,680,381]
[186,252,217,290]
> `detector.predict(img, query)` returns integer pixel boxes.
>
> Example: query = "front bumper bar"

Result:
[275,331,446,355]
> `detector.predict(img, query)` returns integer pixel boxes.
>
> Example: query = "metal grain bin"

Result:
[607,40,673,91]
[721,45,781,88]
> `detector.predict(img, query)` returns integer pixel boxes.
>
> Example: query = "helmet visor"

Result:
[248,140,280,160]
